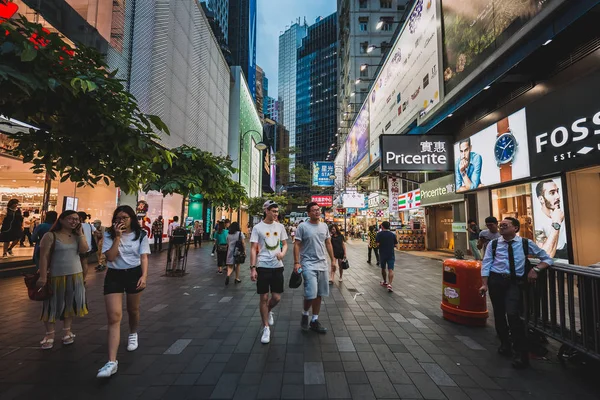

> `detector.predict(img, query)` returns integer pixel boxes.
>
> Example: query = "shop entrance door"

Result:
[430,206,454,251]
[567,166,600,266]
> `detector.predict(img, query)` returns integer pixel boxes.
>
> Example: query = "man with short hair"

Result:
[152,216,164,253]
[478,216,501,254]
[534,179,567,259]
[455,138,482,192]
[479,217,553,369]
[250,201,288,344]
[294,202,336,334]
[376,221,398,292]
[167,216,180,238]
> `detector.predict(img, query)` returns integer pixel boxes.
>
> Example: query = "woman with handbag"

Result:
[329,224,347,284]
[1,199,23,258]
[225,221,245,285]
[213,221,228,275]
[97,205,150,378]
[37,210,89,350]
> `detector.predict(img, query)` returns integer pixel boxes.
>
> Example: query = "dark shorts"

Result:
[103,266,144,295]
[256,267,284,295]
[380,258,395,270]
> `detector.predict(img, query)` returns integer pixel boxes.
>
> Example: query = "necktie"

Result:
[508,240,516,281]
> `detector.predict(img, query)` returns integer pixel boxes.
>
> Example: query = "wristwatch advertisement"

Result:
[494,117,518,183]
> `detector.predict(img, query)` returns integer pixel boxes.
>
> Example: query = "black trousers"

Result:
[154,234,162,252]
[194,235,202,247]
[21,228,32,246]
[368,247,379,263]
[488,272,527,352]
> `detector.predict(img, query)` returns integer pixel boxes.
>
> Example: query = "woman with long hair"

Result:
[32,211,58,268]
[97,205,150,378]
[37,210,89,350]
[225,221,245,285]
[329,224,347,283]
[213,221,228,275]
[1,199,23,258]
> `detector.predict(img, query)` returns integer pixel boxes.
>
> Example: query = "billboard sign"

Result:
[369,0,442,149]
[420,174,463,206]
[346,104,370,179]
[311,195,333,208]
[380,135,452,172]
[342,192,366,209]
[312,161,335,187]
[398,189,421,210]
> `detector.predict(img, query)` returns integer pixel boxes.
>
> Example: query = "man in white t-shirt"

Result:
[167,216,180,238]
[250,200,289,344]
[534,179,567,260]
[294,202,336,334]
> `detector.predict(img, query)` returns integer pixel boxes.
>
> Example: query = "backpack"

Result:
[233,232,246,264]
[171,227,188,245]
[491,237,532,278]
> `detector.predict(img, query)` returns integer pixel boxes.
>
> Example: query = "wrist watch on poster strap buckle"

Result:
[494,117,518,182]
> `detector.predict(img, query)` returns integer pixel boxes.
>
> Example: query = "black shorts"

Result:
[103,266,144,295]
[256,267,284,294]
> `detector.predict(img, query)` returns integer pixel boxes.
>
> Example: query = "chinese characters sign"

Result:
[420,174,463,206]
[311,195,333,208]
[388,177,400,214]
[380,135,452,172]
[312,161,335,187]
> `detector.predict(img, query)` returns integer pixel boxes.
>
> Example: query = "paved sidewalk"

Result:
[0,240,597,399]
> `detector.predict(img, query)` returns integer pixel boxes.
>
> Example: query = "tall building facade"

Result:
[337,0,408,140]
[255,65,265,120]
[296,14,338,167]
[198,0,229,43]
[229,0,257,98]
[278,21,307,175]
[264,96,278,122]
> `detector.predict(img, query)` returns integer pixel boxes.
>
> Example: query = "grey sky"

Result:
[257,0,337,99]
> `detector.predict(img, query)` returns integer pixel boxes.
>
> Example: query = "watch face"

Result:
[494,132,518,165]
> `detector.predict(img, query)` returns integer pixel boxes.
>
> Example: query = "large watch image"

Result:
[494,117,518,182]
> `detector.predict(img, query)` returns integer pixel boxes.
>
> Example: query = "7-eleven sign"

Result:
[398,189,421,210]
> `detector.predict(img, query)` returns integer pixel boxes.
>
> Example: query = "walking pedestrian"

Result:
[376,221,398,292]
[1,199,23,258]
[93,220,107,271]
[193,220,204,248]
[167,216,180,238]
[20,210,33,247]
[478,216,501,255]
[468,219,482,260]
[37,210,89,350]
[32,211,57,268]
[211,216,226,256]
[479,217,553,369]
[367,225,380,265]
[151,216,164,253]
[250,200,288,344]
[97,205,150,378]
[290,224,297,243]
[225,221,245,285]
[294,202,336,334]
[213,221,228,274]
[77,212,97,279]
[329,224,347,283]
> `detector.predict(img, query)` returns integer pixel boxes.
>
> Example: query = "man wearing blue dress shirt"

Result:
[479,217,553,369]
[455,138,482,192]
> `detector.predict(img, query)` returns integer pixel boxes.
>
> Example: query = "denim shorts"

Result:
[302,269,329,300]
[380,258,395,270]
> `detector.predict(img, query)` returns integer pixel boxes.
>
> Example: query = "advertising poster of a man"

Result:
[455,138,483,192]
[532,178,568,262]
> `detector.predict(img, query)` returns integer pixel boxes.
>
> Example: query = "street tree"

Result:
[246,193,289,219]
[0,15,170,194]
[142,145,247,221]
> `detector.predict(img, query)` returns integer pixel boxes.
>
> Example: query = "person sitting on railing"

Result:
[479,217,553,369]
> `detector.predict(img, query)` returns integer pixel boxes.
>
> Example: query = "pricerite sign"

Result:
[380,135,452,172]
[526,71,600,176]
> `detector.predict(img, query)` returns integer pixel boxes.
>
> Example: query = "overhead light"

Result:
[360,64,368,71]
[448,113,453,117]
[376,20,384,30]
[355,78,361,84]
[367,45,375,53]
[483,85,491,90]
[543,39,552,46]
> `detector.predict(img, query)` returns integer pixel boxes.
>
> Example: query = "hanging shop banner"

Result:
[346,104,370,179]
[526,70,600,177]
[367,193,389,209]
[531,177,569,264]
[380,135,452,172]
[442,0,556,94]
[420,174,463,206]
[312,161,335,187]
[398,189,421,210]
[342,192,366,209]
[369,0,442,147]
[453,108,530,193]
[388,177,400,214]
[311,195,333,208]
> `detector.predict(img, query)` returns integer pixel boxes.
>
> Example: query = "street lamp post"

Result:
[238,129,267,222]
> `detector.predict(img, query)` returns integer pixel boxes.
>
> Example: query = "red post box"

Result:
[440,259,488,326]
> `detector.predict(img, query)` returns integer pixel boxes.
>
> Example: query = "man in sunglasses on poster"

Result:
[479,217,553,369]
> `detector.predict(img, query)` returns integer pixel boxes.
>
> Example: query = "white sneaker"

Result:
[261,326,271,344]
[127,333,138,351]
[97,361,118,378]
[268,311,274,326]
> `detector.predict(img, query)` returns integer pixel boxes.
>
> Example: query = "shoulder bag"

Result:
[24,232,56,301]
[233,232,246,264]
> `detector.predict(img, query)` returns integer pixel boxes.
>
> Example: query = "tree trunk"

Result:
[180,192,187,225]
[41,169,52,219]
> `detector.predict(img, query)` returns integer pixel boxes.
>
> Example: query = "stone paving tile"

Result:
[0,240,598,399]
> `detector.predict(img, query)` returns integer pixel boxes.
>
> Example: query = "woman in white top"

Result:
[97,206,150,378]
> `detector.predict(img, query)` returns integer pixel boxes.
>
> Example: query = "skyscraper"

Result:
[255,65,265,120]
[296,14,338,167]
[229,0,257,98]
[198,0,229,44]
[278,20,307,176]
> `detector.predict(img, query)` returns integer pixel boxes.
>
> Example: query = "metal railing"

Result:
[526,261,600,361]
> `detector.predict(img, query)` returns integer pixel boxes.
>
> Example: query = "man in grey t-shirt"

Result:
[294,202,336,334]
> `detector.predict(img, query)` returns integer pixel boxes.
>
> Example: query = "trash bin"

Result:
[440,258,488,326]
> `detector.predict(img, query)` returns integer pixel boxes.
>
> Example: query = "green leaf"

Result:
[20,45,37,62]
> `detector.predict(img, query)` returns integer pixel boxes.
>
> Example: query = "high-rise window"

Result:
[359,0,368,9]
[380,0,392,8]
[360,41,368,54]
[359,17,369,32]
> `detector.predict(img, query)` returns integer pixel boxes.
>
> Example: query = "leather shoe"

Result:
[512,352,530,369]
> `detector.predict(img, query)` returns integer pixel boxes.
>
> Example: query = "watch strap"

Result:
[497,117,512,182]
